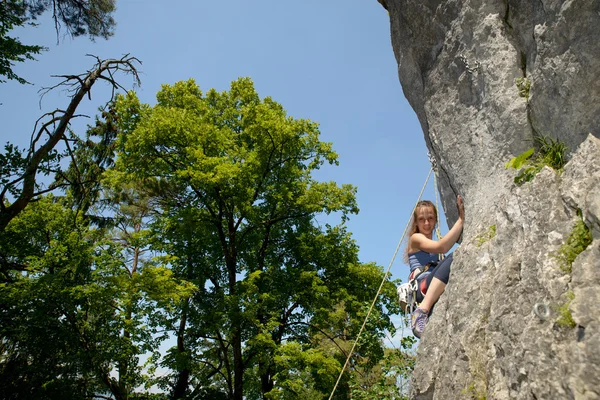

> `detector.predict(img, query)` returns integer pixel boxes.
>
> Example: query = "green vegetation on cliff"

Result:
[505,135,568,184]
[555,213,593,274]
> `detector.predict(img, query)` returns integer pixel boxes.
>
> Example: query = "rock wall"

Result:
[378,0,600,398]
[379,0,600,224]
[411,135,600,399]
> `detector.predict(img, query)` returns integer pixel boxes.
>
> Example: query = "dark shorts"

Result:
[415,253,453,303]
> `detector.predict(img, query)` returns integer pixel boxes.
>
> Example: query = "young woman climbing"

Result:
[406,195,465,338]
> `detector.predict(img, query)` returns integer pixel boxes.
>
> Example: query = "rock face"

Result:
[411,135,600,399]
[379,0,600,223]
[378,0,600,398]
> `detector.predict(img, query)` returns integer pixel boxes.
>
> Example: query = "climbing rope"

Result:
[328,167,434,400]
[428,151,444,247]
[433,171,445,260]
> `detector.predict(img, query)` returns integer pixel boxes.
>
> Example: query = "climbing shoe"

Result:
[411,307,429,338]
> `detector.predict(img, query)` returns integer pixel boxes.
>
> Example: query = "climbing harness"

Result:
[533,302,550,321]
[398,260,438,315]
[328,165,441,400]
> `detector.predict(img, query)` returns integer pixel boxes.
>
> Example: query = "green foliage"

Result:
[515,77,531,99]
[108,78,401,398]
[556,291,576,329]
[0,0,116,84]
[555,216,592,274]
[0,196,112,397]
[0,0,45,84]
[505,135,568,184]
[58,103,121,212]
[266,342,340,400]
[25,0,117,39]
[535,135,569,170]
[1,77,408,398]
[348,348,413,400]
[0,138,65,199]
[0,143,28,197]
[0,195,194,398]
[505,148,534,170]
[462,382,487,400]
[475,225,496,247]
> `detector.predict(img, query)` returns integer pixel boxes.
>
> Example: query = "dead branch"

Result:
[0,55,142,231]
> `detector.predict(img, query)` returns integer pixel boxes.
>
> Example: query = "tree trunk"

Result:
[222,212,244,400]
[228,255,244,400]
[260,361,274,398]
[171,300,190,399]
[232,330,244,400]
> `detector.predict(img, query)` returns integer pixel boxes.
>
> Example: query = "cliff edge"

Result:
[379,0,600,398]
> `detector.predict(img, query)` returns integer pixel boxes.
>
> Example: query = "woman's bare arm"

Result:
[410,195,464,254]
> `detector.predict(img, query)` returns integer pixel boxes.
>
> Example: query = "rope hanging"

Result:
[429,151,444,259]
[328,167,434,400]
[433,171,445,260]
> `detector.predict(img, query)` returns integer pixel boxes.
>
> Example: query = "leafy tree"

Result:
[0,195,116,398]
[0,0,116,84]
[0,193,194,399]
[348,335,416,400]
[58,102,121,215]
[111,78,400,399]
[0,76,406,399]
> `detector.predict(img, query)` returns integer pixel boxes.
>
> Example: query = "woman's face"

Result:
[416,206,436,237]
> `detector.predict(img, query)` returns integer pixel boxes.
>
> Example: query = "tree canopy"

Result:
[0,77,409,399]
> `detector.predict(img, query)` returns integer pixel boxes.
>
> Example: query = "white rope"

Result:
[327,167,434,400]
[433,171,444,260]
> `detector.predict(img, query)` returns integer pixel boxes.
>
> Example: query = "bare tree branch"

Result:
[0,55,141,231]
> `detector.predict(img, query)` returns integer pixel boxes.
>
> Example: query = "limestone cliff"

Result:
[378,0,600,398]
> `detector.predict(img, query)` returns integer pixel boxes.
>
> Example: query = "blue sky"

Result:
[1,0,445,285]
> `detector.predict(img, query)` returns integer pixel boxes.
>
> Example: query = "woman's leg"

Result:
[420,278,446,312]
[419,253,453,312]
[411,254,453,337]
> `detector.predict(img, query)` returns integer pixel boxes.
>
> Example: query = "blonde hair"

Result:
[402,200,438,264]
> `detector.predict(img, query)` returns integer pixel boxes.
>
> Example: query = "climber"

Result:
[406,195,465,338]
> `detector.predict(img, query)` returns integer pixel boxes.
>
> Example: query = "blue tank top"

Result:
[408,251,439,272]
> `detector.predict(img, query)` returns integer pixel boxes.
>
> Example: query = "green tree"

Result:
[0,195,119,398]
[0,193,194,399]
[58,102,122,216]
[0,0,116,84]
[348,334,416,400]
[111,78,400,399]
